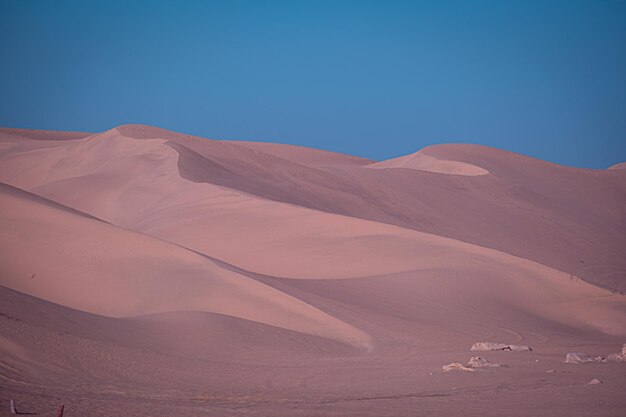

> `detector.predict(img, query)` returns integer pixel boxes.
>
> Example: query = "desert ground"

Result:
[0,125,625,416]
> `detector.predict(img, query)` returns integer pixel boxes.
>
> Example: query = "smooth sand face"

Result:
[369,150,489,176]
[230,140,374,168]
[0,183,370,348]
[0,125,625,417]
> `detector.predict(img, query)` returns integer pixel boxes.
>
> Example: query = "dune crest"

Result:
[4,125,622,293]
[0,183,371,348]
[1,124,625,416]
[369,149,489,176]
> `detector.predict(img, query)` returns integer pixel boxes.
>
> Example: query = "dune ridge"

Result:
[0,182,371,348]
[369,149,489,176]
[2,125,624,291]
[1,124,625,417]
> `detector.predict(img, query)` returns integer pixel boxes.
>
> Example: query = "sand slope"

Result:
[369,149,489,176]
[0,182,370,347]
[2,126,624,291]
[0,125,625,417]
[121,125,626,292]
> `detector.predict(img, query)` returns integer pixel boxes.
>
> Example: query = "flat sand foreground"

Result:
[0,125,625,416]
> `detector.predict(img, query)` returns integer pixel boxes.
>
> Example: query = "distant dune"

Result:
[0,127,91,141]
[1,125,625,417]
[369,149,489,176]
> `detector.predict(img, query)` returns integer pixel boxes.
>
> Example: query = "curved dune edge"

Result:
[0,128,624,338]
[608,161,626,170]
[228,140,374,168]
[0,184,371,349]
[4,125,622,293]
[0,287,363,362]
[0,127,92,141]
[0,129,568,281]
[368,150,489,176]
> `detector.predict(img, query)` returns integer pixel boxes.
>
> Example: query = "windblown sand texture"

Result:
[1,125,625,416]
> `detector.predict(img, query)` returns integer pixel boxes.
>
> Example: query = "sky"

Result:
[1,1,625,168]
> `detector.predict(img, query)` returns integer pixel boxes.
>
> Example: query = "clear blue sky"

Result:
[1,1,625,168]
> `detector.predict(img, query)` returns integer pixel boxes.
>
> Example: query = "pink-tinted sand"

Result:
[0,125,625,416]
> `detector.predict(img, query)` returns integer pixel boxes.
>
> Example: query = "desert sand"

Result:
[0,125,625,416]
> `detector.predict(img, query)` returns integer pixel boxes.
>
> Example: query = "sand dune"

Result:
[0,127,91,141]
[369,149,489,176]
[0,182,370,347]
[231,140,374,168]
[2,125,624,292]
[117,126,626,291]
[1,125,625,416]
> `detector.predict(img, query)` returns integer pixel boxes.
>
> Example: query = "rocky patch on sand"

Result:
[565,345,626,364]
[467,356,505,368]
[471,342,532,352]
[443,363,475,372]
[443,356,505,372]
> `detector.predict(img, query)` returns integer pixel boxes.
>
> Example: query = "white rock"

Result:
[467,356,503,368]
[603,344,626,362]
[587,378,603,385]
[443,362,475,372]
[471,342,531,352]
[564,352,595,364]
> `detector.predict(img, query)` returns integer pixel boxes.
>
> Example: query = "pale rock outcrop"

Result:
[606,344,626,362]
[587,379,603,385]
[566,344,626,363]
[471,342,531,352]
[444,356,505,372]
[467,356,504,368]
[565,352,599,363]
[443,362,475,372]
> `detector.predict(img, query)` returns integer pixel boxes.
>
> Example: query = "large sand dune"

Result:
[1,125,625,416]
[2,125,624,290]
[0,182,370,347]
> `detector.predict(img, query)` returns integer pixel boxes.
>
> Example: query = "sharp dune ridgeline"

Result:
[1,125,625,417]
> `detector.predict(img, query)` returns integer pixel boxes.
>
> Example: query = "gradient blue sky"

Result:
[1,1,625,168]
